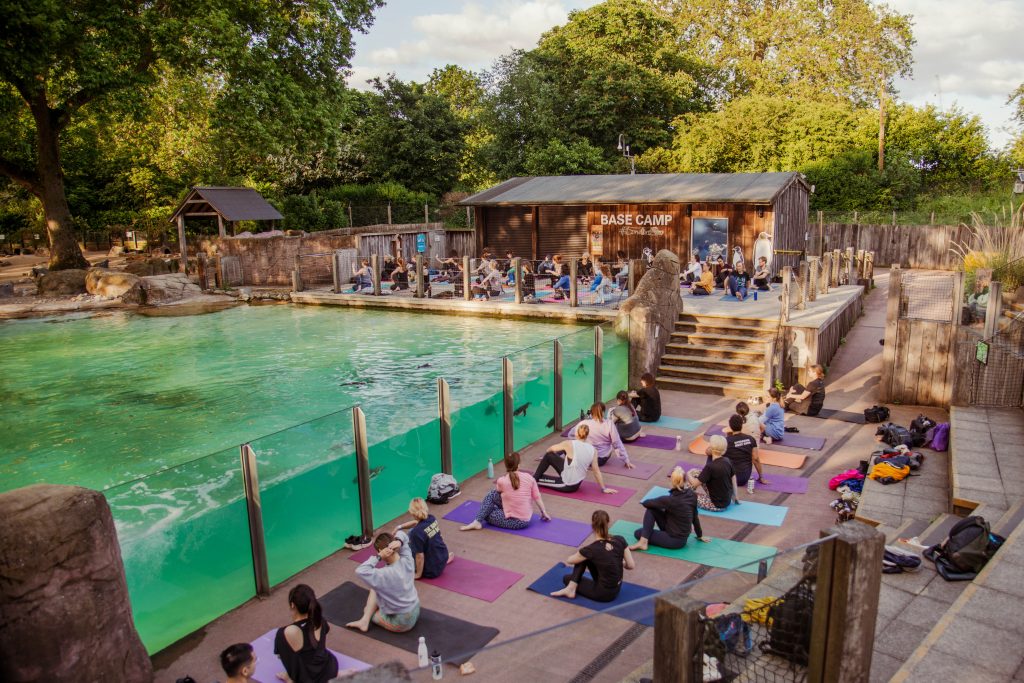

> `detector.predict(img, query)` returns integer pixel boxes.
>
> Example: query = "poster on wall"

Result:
[692,218,728,261]
[590,226,604,256]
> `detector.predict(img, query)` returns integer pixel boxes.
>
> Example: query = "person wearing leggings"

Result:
[629,467,711,552]
[460,452,550,531]
[551,510,635,602]
[687,435,738,512]
[533,423,618,494]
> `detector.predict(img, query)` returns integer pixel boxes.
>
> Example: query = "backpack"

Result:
[930,423,950,451]
[715,613,752,656]
[426,473,461,504]
[925,517,1004,578]
[760,577,814,665]
[864,405,890,423]
[876,423,913,448]
[910,414,937,435]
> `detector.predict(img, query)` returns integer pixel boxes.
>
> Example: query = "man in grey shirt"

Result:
[346,530,421,633]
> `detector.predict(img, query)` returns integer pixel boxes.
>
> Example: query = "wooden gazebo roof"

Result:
[169,186,283,224]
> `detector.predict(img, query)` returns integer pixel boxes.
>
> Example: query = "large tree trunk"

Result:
[33,101,89,271]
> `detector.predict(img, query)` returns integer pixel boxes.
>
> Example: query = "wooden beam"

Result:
[217,214,225,239]
[182,212,221,217]
[176,215,189,275]
[879,265,901,402]
[653,591,704,682]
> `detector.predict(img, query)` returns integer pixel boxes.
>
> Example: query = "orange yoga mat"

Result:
[687,435,807,469]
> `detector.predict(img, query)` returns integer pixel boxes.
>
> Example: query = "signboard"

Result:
[589,226,604,256]
[416,233,426,253]
[599,211,673,237]
[976,341,989,365]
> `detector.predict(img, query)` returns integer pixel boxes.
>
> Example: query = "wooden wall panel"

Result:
[821,223,972,270]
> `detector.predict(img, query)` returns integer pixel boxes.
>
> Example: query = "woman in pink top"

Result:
[579,402,635,469]
[460,452,551,531]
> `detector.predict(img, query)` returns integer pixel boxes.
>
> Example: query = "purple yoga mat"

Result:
[346,550,524,602]
[443,500,593,546]
[251,628,370,680]
[632,434,680,450]
[602,457,660,480]
[542,480,637,507]
[706,424,825,451]
[670,460,809,494]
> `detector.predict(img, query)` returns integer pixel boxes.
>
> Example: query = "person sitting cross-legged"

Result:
[686,435,737,512]
[391,497,454,579]
[752,256,771,291]
[692,262,714,295]
[346,531,420,633]
[728,263,751,301]
[460,452,551,531]
[551,510,635,602]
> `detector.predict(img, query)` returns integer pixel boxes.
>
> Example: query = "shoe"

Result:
[785,426,800,433]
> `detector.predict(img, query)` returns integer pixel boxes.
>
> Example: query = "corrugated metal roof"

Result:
[460,172,806,206]
[170,186,283,222]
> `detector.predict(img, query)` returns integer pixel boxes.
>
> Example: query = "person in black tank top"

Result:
[550,511,635,602]
[274,584,339,683]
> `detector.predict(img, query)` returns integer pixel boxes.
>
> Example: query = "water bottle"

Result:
[431,650,443,679]
[676,435,683,451]
[754,290,758,301]
[487,458,494,479]
[417,636,429,668]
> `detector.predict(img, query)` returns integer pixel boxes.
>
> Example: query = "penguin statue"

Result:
[754,231,773,269]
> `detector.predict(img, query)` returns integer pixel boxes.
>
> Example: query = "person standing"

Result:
[551,510,635,602]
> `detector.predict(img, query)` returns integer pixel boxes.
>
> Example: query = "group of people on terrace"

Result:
[684,252,772,301]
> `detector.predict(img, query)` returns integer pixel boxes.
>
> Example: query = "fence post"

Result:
[879,265,902,403]
[331,252,341,293]
[569,258,578,307]
[239,443,271,597]
[462,256,472,301]
[817,210,824,256]
[808,257,819,302]
[780,265,792,324]
[853,210,858,224]
[831,249,840,287]
[951,270,965,328]
[628,258,638,294]
[424,203,429,225]
[807,522,885,683]
[387,202,392,225]
[371,254,381,296]
[513,257,523,304]
[984,281,1003,339]
[197,253,208,291]
[553,340,563,432]
[653,592,704,682]
[502,357,513,458]
[465,206,471,230]
[352,406,374,539]
[845,247,854,286]
[348,203,353,228]
[891,210,896,226]
[797,260,808,310]
[216,255,225,289]
[292,265,304,293]
[820,252,831,295]
[414,254,424,299]
[594,325,604,404]
[438,378,452,476]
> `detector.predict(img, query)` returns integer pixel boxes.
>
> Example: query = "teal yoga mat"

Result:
[651,416,704,432]
[609,520,775,574]
[642,486,788,527]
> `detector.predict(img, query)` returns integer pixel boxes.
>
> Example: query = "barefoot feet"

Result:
[460,520,483,531]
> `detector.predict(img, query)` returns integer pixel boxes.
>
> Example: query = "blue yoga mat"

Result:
[651,416,704,432]
[526,564,657,626]
[642,486,788,527]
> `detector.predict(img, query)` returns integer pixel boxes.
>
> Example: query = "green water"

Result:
[0,306,628,652]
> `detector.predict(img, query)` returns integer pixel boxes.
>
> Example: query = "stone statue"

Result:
[615,249,683,386]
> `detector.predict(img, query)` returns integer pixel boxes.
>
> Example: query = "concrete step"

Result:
[919,513,960,548]
[656,376,762,399]
[674,321,777,339]
[678,313,778,331]
[668,331,771,349]
[664,342,765,360]
[994,498,1024,538]
[657,365,764,387]
[661,353,763,373]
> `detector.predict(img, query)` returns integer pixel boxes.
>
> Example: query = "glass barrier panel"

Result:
[510,341,555,451]
[449,359,504,483]
[601,320,630,403]
[367,408,442,529]
[104,447,255,654]
[249,408,361,586]
[560,326,596,423]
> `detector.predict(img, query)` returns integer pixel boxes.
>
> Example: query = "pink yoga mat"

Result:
[346,550,524,602]
[251,628,370,680]
[602,458,660,480]
[541,480,637,507]
[671,460,809,494]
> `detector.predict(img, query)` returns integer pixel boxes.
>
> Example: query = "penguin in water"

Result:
[574,361,587,375]
[513,402,531,417]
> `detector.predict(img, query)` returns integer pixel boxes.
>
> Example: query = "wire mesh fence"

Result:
[898,271,955,322]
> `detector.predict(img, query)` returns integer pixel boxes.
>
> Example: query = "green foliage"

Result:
[524,139,614,176]
[426,65,498,191]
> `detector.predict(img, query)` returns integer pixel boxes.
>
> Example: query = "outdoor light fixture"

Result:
[686,205,692,217]
[757,206,765,218]
[617,134,636,175]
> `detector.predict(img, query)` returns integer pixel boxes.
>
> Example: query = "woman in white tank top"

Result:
[533,423,617,494]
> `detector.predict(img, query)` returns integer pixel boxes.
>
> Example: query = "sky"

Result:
[348,0,1023,150]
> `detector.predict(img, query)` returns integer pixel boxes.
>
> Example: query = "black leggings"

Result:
[533,451,582,492]
[634,508,688,550]
[563,560,619,602]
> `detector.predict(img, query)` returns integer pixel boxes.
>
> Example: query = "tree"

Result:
[0,0,381,269]
[1010,84,1024,166]
[524,139,614,176]
[426,65,498,191]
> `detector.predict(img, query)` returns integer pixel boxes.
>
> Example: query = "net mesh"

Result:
[898,271,955,322]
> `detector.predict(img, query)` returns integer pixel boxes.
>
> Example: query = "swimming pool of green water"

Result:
[0,305,628,652]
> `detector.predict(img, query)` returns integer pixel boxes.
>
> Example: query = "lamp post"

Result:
[617,133,636,175]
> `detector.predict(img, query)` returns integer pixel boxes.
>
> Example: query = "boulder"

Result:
[36,268,87,295]
[122,273,203,305]
[85,268,141,299]
[0,485,152,682]
[0,282,13,297]
[107,245,124,256]
[614,249,683,386]
[123,258,178,276]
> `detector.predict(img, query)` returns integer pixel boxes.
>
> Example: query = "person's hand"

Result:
[698,537,711,543]
[602,487,618,494]
[393,525,403,535]
[541,512,551,521]
[277,673,293,682]
[378,546,394,560]
[624,462,636,470]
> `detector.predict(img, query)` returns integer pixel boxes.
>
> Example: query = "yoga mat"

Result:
[251,628,370,680]
[642,486,788,526]
[670,461,810,494]
[609,521,775,574]
[347,551,524,603]
[526,564,657,627]
[320,583,499,666]
[631,434,679,450]
[707,424,825,451]
[542,480,637,507]
[687,436,806,469]
[814,408,866,424]
[443,500,592,547]
[651,416,704,432]
[603,457,660,480]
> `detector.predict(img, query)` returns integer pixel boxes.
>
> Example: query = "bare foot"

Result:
[345,620,369,632]
[629,539,649,551]
[550,586,576,599]
[460,520,482,531]
[447,554,456,564]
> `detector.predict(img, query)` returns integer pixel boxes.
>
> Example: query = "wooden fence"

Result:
[814,222,972,271]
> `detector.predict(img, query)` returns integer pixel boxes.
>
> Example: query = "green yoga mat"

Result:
[609,521,776,574]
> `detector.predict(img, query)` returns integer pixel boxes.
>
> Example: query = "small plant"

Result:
[773,379,785,392]
[839,337,847,345]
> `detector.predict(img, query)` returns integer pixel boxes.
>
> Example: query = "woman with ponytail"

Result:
[274,584,338,683]
[629,467,710,552]
[461,452,551,532]
[551,510,634,602]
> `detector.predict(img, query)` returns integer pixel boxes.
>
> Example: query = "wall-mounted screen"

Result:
[692,218,729,261]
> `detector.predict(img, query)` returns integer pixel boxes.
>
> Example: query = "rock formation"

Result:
[35,268,87,295]
[0,485,152,682]
[124,258,179,276]
[614,249,683,386]
[122,273,203,305]
[85,269,141,299]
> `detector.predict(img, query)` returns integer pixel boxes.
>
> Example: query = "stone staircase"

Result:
[657,313,776,398]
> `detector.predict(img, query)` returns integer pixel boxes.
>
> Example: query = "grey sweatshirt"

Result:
[355,530,419,615]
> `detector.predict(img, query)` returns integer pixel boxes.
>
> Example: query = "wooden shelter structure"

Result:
[169,186,283,272]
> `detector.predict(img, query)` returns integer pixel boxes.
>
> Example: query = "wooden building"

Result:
[461,172,811,270]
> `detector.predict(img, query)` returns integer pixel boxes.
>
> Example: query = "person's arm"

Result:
[693,507,709,542]
[563,550,586,566]
[623,546,636,570]
[532,480,551,520]
[393,519,416,534]
[641,494,670,511]
[546,439,573,455]
[414,553,425,579]
[591,457,616,493]
[609,422,633,467]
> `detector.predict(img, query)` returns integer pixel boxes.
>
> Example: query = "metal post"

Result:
[594,325,604,404]
[239,443,271,597]
[438,378,452,475]
[352,406,374,539]
[569,258,578,307]
[331,252,341,293]
[462,255,471,301]
[414,254,424,299]
[502,357,513,458]
[757,559,768,582]
[371,254,381,296]
[553,340,563,432]
[513,257,523,304]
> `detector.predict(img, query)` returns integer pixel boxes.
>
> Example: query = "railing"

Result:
[102,321,629,653]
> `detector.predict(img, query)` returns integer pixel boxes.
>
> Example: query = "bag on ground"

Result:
[426,473,461,504]
[924,516,1005,580]
[864,405,890,423]
[868,461,911,484]
[760,578,814,666]
[876,423,914,448]
[930,423,950,451]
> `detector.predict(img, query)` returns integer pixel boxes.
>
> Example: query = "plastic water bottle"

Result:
[431,650,443,679]
[417,636,429,668]
[676,435,683,451]
[754,290,758,301]
[487,458,494,479]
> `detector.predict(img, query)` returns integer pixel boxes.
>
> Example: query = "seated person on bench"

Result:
[534,423,618,494]
[552,510,635,602]
[752,256,771,291]
[785,364,826,416]
[346,531,420,633]
[461,452,551,531]
[692,262,714,295]
[686,435,737,512]
[629,467,710,551]
[629,372,662,422]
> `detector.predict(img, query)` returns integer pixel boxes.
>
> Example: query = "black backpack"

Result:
[924,516,1004,580]
[876,423,913,448]
[759,577,814,665]
[864,405,890,423]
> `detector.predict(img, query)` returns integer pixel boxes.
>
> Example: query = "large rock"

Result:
[85,268,141,299]
[0,485,152,682]
[615,249,683,386]
[123,257,178,276]
[36,268,87,295]
[122,273,203,305]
